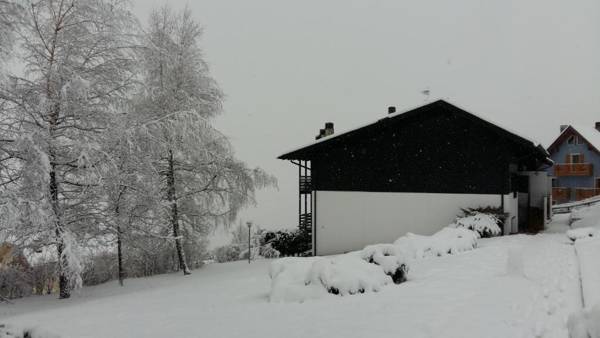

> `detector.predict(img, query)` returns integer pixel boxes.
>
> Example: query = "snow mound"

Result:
[306,255,392,296]
[570,204,600,228]
[394,227,478,259]
[0,325,60,338]
[566,227,599,242]
[269,257,325,302]
[360,244,408,283]
[269,226,480,302]
[568,304,600,338]
[449,212,501,238]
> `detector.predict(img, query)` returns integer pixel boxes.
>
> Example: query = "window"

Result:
[567,135,576,144]
[596,178,600,189]
[570,153,583,163]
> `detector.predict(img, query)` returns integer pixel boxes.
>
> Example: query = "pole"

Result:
[247,221,252,264]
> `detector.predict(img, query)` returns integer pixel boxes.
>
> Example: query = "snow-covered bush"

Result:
[450,209,503,238]
[360,244,408,284]
[261,228,310,257]
[213,244,242,263]
[394,227,478,259]
[269,225,479,302]
[260,243,281,259]
[0,266,32,299]
[566,227,599,242]
[81,252,116,286]
[306,255,392,296]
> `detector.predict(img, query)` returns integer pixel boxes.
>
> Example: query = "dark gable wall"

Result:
[310,108,517,194]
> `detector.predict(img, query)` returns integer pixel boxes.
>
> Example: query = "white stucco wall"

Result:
[520,171,550,208]
[502,193,518,234]
[313,191,504,255]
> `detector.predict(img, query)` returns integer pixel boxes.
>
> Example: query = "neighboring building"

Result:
[0,243,30,270]
[547,124,600,204]
[279,100,553,255]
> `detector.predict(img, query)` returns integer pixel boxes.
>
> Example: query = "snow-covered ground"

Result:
[2,229,585,338]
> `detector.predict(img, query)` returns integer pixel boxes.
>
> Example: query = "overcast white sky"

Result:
[132,0,600,234]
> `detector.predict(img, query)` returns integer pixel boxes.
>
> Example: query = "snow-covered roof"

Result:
[279,99,548,160]
[548,124,600,154]
[572,125,600,151]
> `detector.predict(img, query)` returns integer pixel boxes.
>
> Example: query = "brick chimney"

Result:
[560,125,569,133]
[595,122,600,132]
[388,106,396,114]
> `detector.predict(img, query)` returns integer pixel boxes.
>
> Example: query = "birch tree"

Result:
[138,6,275,275]
[0,1,20,64]
[0,0,137,298]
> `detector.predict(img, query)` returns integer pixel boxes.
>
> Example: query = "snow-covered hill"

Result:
[2,231,584,338]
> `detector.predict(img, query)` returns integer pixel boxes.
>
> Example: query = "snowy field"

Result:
[1,227,588,338]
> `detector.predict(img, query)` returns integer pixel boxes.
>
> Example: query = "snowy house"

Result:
[279,100,553,255]
[547,124,600,203]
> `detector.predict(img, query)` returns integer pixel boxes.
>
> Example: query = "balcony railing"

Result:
[552,187,571,204]
[575,188,600,201]
[553,163,593,177]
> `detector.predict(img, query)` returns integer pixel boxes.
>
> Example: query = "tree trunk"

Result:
[117,225,125,286]
[50,169,70,299]
[114,190,126,286]
[167,150,191,275]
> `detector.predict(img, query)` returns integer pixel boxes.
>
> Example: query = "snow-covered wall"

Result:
[313,191,503,255]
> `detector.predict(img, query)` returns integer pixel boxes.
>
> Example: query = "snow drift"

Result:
[566,227,599,242]
[269,226,478,302]
[0,324,60,338]
[394,227,478,259]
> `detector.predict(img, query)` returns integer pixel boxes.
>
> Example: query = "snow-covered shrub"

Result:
[360,244,408,284]
[81,252,117,286]
[450,209,503,238]
[0,245,32,299]
[306,255,391,296]
[261,228,310,257]
[394,227,478,259]
[213,244,242,263]
[0,266,32,299]
[259,243,280,259]
[566,227,599,242]
[269,225,480,302]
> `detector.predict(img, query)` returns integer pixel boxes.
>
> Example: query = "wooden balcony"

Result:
[552,187,571,204]
[553,163,593,177]
[575,188,600,201]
